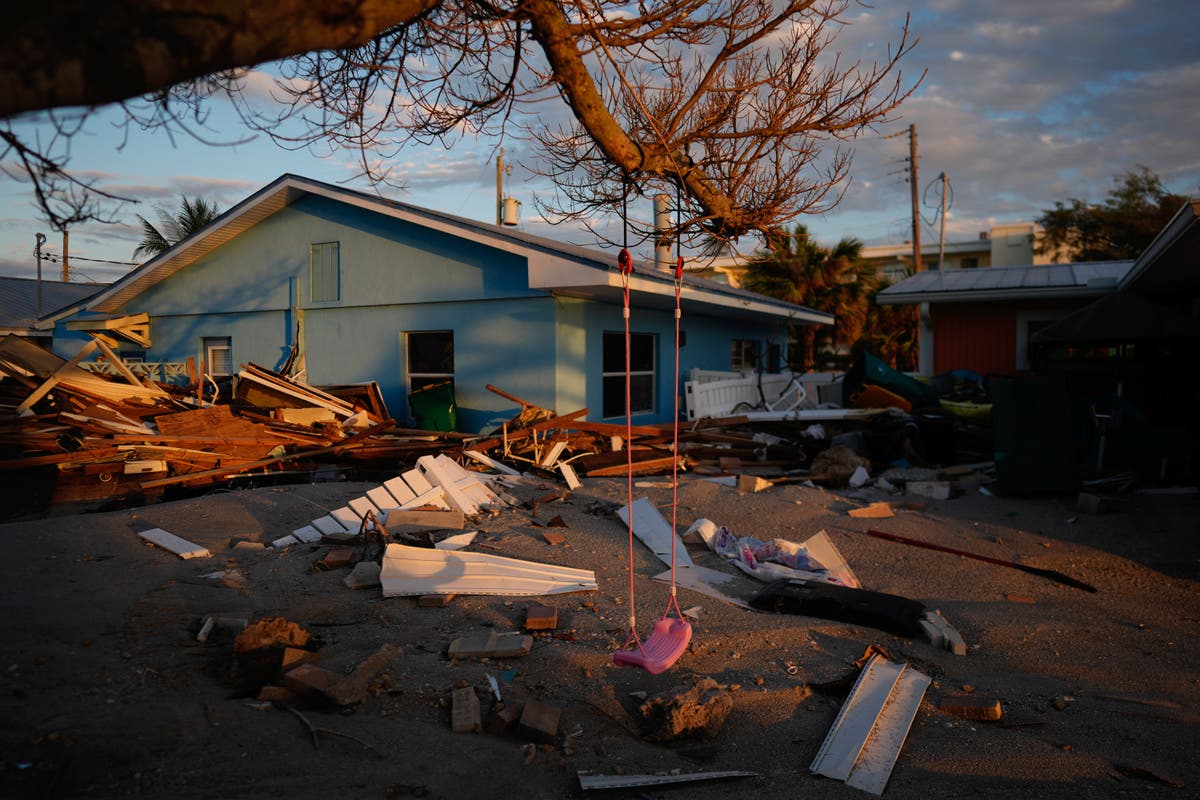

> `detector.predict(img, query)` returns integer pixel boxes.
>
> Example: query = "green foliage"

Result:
[742,224,877,370]
[1037,167,1184,262]
[133,195,221,260]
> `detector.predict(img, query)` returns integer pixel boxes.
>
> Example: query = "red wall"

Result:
[933,303,1016,375]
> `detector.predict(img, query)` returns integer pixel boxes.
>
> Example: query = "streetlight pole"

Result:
[35,232,47,318]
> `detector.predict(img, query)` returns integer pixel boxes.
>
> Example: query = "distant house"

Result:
[875,260,1134,376]
[0,276,102,340]
[861,222,1058,283]
[44,174,832,432]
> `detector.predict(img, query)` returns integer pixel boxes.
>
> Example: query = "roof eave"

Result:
[877,286,1114,305]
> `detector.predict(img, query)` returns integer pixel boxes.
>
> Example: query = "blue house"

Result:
[46,174,831,432]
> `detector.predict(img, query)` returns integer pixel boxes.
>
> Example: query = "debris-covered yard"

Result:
[2,469,1197,798]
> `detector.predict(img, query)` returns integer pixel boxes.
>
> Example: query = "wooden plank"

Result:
[559,463,582,490]
[385,508,465,530]
[311,515,350,536]
[416,455,477,515]
[463,450,521,476]
[366,486,401,511]
[539,440,567,469]
[399,486,447,510]
[347,496,381,519]
[448,631,533,659]
[16,339,98,414]
[383,476,418,504]
[138,527,211,559]
[330,507,361,529]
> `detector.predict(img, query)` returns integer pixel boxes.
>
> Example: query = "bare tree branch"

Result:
[0,0,921,247]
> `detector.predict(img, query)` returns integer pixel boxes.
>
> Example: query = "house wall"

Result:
[931,299,1083,375]
[53,192,796,432]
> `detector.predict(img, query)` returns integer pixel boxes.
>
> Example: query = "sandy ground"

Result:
[1,471,1197,799]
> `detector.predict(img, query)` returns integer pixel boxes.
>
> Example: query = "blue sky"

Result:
[2,0,1198,284]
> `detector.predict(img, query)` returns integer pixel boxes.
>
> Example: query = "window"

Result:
[602,331,655,418]
[766,343,782,373]
[407,330,454,392]
[731,339,759,370]
[310,241,340,302]
[204,337,232,377]
[960,257,979,269]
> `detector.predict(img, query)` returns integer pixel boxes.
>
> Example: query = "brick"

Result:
[284,663,343,698]
[940,696,1002,721]
[257,685,298,703]
[525,606,558,631]
[316,547,357,570]
[518,699,560,743]
[541,531,566,546]
[452,686,482,733]
[487,702,524,736]
[419,593,456,607]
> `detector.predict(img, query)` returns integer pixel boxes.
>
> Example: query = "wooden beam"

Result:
[15,339,99,415]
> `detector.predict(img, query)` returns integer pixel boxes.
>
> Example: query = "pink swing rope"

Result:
[613,191,692,674]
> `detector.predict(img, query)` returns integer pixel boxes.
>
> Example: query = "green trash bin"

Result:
[409,380,458,432]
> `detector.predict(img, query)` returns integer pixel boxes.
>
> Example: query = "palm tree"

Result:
[133,195,221,260]
[742,224,877,370]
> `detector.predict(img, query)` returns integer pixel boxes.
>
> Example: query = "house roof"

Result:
[0,275,103,334]
[875,260,1135,305]
[47,174,832,327]
[1030,290,1200,344]
[1119,197,1200,296]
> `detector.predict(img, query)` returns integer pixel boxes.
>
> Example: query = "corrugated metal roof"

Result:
[876,260,1135,304]
[0,276,104,331]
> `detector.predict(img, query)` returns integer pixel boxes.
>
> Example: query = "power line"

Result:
[37,251,138,267]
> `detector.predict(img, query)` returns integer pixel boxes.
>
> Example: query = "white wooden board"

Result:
[616,497,694,569]
[138,528,211,559]
[380,543,597,597]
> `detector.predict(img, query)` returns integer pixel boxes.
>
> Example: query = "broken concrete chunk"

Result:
[518,699,561,743]
[848,502,894,519]
[452,686,482,733]
[448,631,533,660]
[344,561,382,590]
[487,702,524,736]
[737,474,773,493]
[324,644,402,706]
[284,663,343,698]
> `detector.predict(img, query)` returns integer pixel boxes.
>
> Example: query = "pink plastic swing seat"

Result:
[613,617,693,675]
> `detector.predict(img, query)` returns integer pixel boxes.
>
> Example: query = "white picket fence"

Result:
[684,369,843,421]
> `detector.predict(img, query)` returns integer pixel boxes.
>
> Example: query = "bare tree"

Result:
[0,0,920,246]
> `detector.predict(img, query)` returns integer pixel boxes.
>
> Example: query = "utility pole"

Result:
[35,233,46,317]
[496,148,504,227]
[909,124,922,273]
[62,229,70,281]
[938,172,948,272]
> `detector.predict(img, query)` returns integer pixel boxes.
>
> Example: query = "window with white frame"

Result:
[310,241,340,302]
[407,330,454,392]
[731,339,759,370]
[203,337,232,377]
[603,331,655,418]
